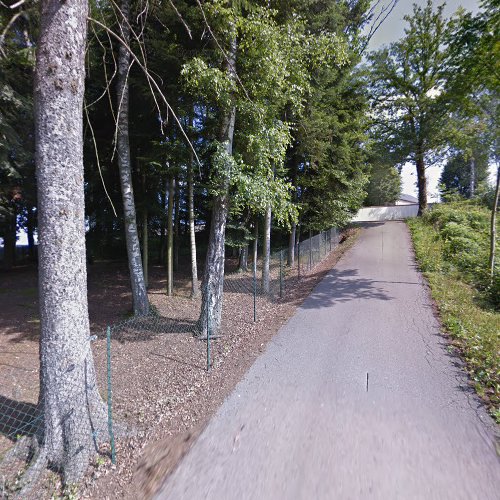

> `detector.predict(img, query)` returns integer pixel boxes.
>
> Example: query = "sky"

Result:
[367,0,482,201]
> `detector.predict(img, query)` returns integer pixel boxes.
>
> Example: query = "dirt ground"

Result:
[0,229,359,498]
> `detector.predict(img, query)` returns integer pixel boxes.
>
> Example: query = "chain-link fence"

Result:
[0,227,341,498]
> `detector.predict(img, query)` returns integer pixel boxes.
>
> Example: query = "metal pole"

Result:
[280,250,284,298]
[206,289,211,371]
[106,326,116,464]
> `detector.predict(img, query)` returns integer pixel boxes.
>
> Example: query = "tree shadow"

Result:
[301,268,394,309]
[0,396,40,442]
[93,315,199,343]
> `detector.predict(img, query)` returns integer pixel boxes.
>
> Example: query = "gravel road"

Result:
[156,221,500,500]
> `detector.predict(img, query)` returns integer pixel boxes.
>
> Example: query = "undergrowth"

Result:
[408,201,499,422]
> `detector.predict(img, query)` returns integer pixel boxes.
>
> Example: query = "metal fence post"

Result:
[206,288,211,371]
[279,249,284,298]
[106,326,116,464]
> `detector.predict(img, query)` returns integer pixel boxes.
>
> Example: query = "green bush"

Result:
[408,203,500,420]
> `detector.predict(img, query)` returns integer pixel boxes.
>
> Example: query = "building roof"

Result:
[398,193,418,203]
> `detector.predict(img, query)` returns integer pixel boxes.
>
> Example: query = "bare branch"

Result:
[88,15,203,169]
[84,101,118,218]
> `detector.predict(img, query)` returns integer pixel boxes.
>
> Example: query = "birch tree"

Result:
[116,0,149,315]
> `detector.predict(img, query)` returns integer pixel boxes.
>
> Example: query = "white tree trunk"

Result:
[188,152,199,298]
[261,205,271,293]
[489,164,499,280]
[116,0,149,315]
[166,176,175,296]
[35,0,107,483]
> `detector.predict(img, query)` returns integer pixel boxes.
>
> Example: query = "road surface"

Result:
[156,221,500,500]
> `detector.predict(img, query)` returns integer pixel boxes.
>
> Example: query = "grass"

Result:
[408,204,499,422]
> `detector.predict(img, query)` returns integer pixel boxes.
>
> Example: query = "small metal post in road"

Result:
[253,260,257,322]
[106,326,116,464]
[279,250,284,298]
[206,290,211,372]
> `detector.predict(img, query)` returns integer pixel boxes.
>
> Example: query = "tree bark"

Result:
[470,156,476,198]
[116,0,148,315]
[197,36,237,337]
[415,151,428,216]
[166,176,175,296]
[239,245,248,272]
[159,176,168,265]
[489,165,499,280]
[27,205,36,260]
[34,0,107,484]
[3,207,16,269]
[253,219,258,270]
[288,222,296,267]
[261,205,271,293]
[188,150,199,298]
[174,175,180,271]
[142,208,148,289]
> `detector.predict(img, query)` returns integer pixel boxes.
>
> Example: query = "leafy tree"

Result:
[446,0,499,279]
[440,150,489,200]
[365,162,401,207]
[368,0,449,215]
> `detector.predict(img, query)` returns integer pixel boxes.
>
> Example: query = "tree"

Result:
[365,162,401,206]
[446,0,499,279]
[369,0,449,215]
[33,0,107,485]
[440,151,489,199]
[115,0,149,315]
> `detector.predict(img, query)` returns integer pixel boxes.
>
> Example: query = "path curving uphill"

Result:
[156,221,500,500]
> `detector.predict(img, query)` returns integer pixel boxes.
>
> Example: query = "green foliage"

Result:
[409,211,500,419]
[364,143,402,206]
[368,0,450,169]
[420,202,499,306]
[439,152,489,199]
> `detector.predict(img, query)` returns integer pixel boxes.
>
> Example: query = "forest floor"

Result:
[0,228,359,499]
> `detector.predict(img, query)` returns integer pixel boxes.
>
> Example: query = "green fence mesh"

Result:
[0,227,341,498]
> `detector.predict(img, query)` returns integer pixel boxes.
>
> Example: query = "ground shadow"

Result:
[0,396,40,442]
[301,268,394,309]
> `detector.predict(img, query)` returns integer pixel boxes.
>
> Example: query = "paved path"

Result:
[156,222,500,500]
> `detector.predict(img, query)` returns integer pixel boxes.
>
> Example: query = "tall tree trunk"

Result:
[174,175,180,271]
[261,205,271,293]
[188,151,199,298]
[239,245,248,272]
[142,208,148,288]
[197,37,237,337]
[116,0,148,315]
[159,176,168,265]
[34,0,107,484]
[288,222,296,267]
[3,207,16,269]
[166,176,175,296]
[469,156,476,198]
[415,151,427,216]
[489,165,499,280]
[27,205,36,260]
[253,219,258,271]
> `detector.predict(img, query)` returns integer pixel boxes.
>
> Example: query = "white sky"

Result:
[367,0,483,200]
